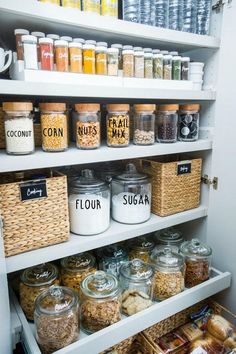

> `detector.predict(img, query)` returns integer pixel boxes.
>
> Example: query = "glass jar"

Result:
[96,44,108,75]
[31,32,45,64]
[3,102,34,155]
[61,0,81,8]
[19,263,60,321]
[39,38,54,71]
[68,169,110,235]
[133,104,155,145]
[34,286,79,353]
[163,54,172,80]
[15,29,29,61]
[172,55,181,80]
[156,104,179,143]
[98,244,128,276]
[107,47,119,76]
[80,271,122,333]
[134,47,144,78]
[154,227,184,253]
[111,44,123,70]
[180,239,212,288]
[82,0,100,14]
[111,163,151,224]
[96,161,122,182]
[128,236,155,262]
[144,48,153,79]
[83,41,96,74]
[55,40,69,72]
[102,0,118,17]
[106,104,130,147]
[181,57,190,80]
[153,50,163,79]
[22,35,38,70]
[38,0,60,4]
[122,46,134,77]
[178,104,200,142]
[150,247,185,300]
[40,102,68,152]
[74,103,100,149]
[69,42,83,73]
[61,252,97,292]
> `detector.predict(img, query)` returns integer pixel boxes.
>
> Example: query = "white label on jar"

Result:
[23,43,38,69]
[5,117,34,154]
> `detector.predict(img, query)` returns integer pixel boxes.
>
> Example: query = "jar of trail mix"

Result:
[106,104,130,147]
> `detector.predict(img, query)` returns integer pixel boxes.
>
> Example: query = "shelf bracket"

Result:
[201,174,218,190]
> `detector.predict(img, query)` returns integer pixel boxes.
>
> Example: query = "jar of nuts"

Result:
[61,252,97,293]
[150,247,185,301]
[180,238,212,288]
[98,244,128,277]
[133,104,156,145]
[156,104,179,143]
[80,271,122,333]
[19,263,60,321]
[106,104,130,147]
[34,286,79,353]
[128,235,155,262]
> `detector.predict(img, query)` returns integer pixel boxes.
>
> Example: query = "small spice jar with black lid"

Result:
[156,104,179,143]
[178,104,200,142]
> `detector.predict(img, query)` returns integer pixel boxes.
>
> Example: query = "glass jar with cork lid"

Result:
[106,104,130,147]
[156,104,179,143]
[133,104,156,145]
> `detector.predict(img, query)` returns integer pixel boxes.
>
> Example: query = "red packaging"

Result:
[39,38,54,71]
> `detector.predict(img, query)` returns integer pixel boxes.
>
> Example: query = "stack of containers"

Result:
[189,62,204,90]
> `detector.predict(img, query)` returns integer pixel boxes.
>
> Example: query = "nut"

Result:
[153,271,184,300]
[76,121,100,149]
[133,129,155,145]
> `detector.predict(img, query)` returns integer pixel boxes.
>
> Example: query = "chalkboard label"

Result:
[20,180,47,201]
[177,162,192,175]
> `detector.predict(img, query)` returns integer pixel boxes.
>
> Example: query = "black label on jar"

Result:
[109,117,129,139]
[77,124,98,137]
[6,130,32,137]
[20,180,47,201]
[43,128,64,137]
[177,162,192,175]
[123,194,150,205]
[76,199,101,210]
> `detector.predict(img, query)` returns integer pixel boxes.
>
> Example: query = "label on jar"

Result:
[107,116,129,145]
[123,194,150,205]
[43,127,64,137]
[76,198,101,210]
[177,161,192,175]
[20,180,47,201]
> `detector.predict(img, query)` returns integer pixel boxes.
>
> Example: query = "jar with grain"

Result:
[39,38,54,71]
[180,239,212,288]
[150,247,185,301]
[19,263,60,321]
[153,50,163,79]
[98,244,128,277]
[61,0,81,8]
[55,40,69,72]
[80,271,122,333]
[83,40,96,74]
[144,48,153,79]
[61,252,97,292]
[163,54,172,80]
[133,104,155,145]
[69,42,83,73]
[3,102,34,155]
[122,46,134,77]
[22,35,38,70]
[40,102,68,152]
[111,44,123,71]
[120,259,154,316]
[154,227,184,253]
[82,0,100,14]
[102,0,118,17]
[134,47,144,78]
[156,104,179,143]
[178,104,200,142]
[34,286,79,353]
[96,43,108,75]
[106,104,130,147]
[107,47,119,76]
[128,236,155,262]
[15,29,29,61]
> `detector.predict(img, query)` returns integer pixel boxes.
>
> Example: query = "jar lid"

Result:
[180,239,212,258]
[46,34,60,40]
[75,103,100,112]
[164,54,172,59]
[151,247,184,270]
[96,41,108,47]
[83,43,95,50]
[70,169,106,190]
[157,104,179,111]
[123,45,133,50]
[69,42,82,48]
[120,259,153,281]
[143,48,152,53]
[129,236,155,251]
[156,227,183,245]
[14,29,29,35]
[81,271,121,299]
[60,36,73,42]
[122,49,134,55]
[152,49,160,54]
[173,55,181,60]
[86,40,96,46]
[107,104,129,112]
[35,286,78,315]
[95,46,108,52]
[39,102,66,111]
[181,57,190,62]
[111,44,123,49]
[101,244,127,260]
[114,163,149,182]
[180,104,200,111]
[134,104,156,112]
[22,35,37,43]
[133,47,143,51]
[21,263,58,286]
[73,38,85,44]
[31,31,45,38]
[107,47,119,53]
[55,40,68,47]
[39,37,53,44]
[61,252,96,272]
[160,50,168,55]
[3,102,33,111]
[169,51,178,56]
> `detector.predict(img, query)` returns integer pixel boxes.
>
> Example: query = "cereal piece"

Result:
[153,271,184,300]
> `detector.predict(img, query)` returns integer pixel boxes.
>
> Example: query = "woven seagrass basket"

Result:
[0,107,5,149]
[33,122,42,147]
[100,335,136,354]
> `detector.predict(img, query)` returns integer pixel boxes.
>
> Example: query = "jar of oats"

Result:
[19,263,60,321]
[106,104,130,147]
[40,102,68,152]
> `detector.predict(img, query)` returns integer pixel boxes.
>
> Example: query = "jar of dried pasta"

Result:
[106,104,130,147]
[19,263,60,321]
[96,42,108,75]
[83,40,96,74]
[122,45,134,77]
[128,235,155,262]
[40,102,68,152]
[75,103,100,149]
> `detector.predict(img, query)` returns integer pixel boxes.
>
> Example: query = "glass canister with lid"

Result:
[80,270,122,333]
[34,286,79,353]
[68,169,110,235]
[156,104,179,143]
[119,259,154,316]
[98,244,128,277]
[133,104,155,145]
[180,238,212,288]
[61,252,97,292]
[106,104,130,147]
[128,236,155,262]
[111,163,151,224]
[154,227,184,253]
[19,263,60,321]
[178,104,200,142]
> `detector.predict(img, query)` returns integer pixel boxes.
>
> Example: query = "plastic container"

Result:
[133,104,155,145]
[154,0,168,28]
[178,104,200,141]
[39,38,54,71]
[154,227,184,253]
[139,0,152,25]
[128,235,155,262]
[31,32,45,63]
[69,42,83,73]
[172,55,181,80]
[61,0,81,8]
[22,35,38,70]
[82,0,100,14]
[106,104,130,147]
[156,104,179,143]
[101,0,118,17]
[163,54,172,80]
[169,0,183,31]
[83,41,96,74]
[196,0,212,35]
[182,0,197,33]
[153,50,163,79]
[55,40,69,72]
[96,44,108,75]
[14,29,29,61]
[98,244,128,276]
[107,47,119,76]
[111,44,123,70]
[181,57,190,80]
[144,48,153,79]
[122,46,134,77]
[134,47,144,78]
[122,0,139,23]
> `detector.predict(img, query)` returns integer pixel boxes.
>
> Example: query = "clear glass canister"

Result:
[34,286,79,353]
[3,102,34,155]
[134,47,144,78]
[128,235,155,262]
[133,104,156,145]
[107,47,119,76]
[120,259,154,316]
[83,41,96,74]
[111,44,123,70]
[96,44,108,75]
[150,247,185,300]
[69,42,83,73]
[156,104,179,143]
[163,54,172,80]
[181,57,190,80]
[74,103,100,149]
[61,0,81,8]
[178,104,200,142]
[106,104,130,147]
[19,263,60,321]
[154,227,184,253]
[61,252,97,292]
[80,271,122,333]
[122,46,134,77]
[22,35,38,70]
[82,0,100,14]
[99,244,128,276]
[55,40,69,72]
[111,163,151,224]
[102,0,118,17]
[40,102,68,152]
[180,238,212,288]
[153,50,163,79]
[68,169,110,235]
[172,55,181,80]
[144,48,153,79]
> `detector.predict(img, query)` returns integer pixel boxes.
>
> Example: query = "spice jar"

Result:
[34,286,79,353]
[133,104,155,145]
[172,55,181,80]
[111,44,123,70]
[153,50,163,79]
[83,40,96,74]
[19,263,60,321]
[69,169,110,235]
[107,47,119,76]
[98,244,128,277]
[14,29,29,61]
[69,42,83,73]
[163,54,172,80]
[128,236,155,262]
[55,40,69,72]
[82,0,100,14]
[96,43,108,75]
[106,104,130,147]
[156,104,179,143]
[180,239,212,288]
[39,38,54,71]
[31,32,45,64]
[181,57,190,80]
[40,103,68,152]
[74,103,100,149]
[151,247,185,300]
[62,0,81,8]
[111,163,151,224]
[80,271,122,333]
[134,47,144,78]
[60,36,73,43]
[3,102,34,155]
[61,252,97,292]
[178,104,200,142]
[122,46,134,77]
[22,35,38,70]
[144,48,153,79]
[154,227,184,253]
[120,259,154,316]
[102,0,118,17]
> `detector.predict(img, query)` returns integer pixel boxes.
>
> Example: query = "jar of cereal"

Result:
[106,104,130,147]
[128,236,155,262]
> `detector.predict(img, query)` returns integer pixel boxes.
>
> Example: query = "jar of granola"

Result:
[128,236,155,262]
[106,104,130,147]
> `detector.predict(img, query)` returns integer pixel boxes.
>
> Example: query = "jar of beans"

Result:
[180,239,212,288]
[40,103,68,152]
[156,104,179,143]
[178,104,200,142]
[133,104,156,145]
[128,235,155,263]
[106,104,130,147]
[74,103,100,149]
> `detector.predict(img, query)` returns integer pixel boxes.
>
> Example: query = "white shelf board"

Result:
[11,268,231,354]
[0,0,220,51]
[0,139,212,173]
[6,206,208,273]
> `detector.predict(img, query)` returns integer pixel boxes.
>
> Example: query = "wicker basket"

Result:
[34,122,42,147]
[0,170,70,257]
[136,156,202,216]
[0,107,5,149]
[100,335,136,354]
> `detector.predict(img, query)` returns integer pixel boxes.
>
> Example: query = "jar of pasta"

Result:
[96,42,107,75]
[83,40,96,74]
[69,42,83,73]
[19,263,60,321]
[55,40,69,72]
[122,46,134,77]
[40,102,68,152]
[61,252,97,292]
[106,104,130,147]
[128,236,155,262]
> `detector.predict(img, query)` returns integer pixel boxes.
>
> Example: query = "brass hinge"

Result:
[212,0,226,11]
[201,174,218,190]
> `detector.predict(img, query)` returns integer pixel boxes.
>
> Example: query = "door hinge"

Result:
[201,174,218,190]
[212,0,226,12]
